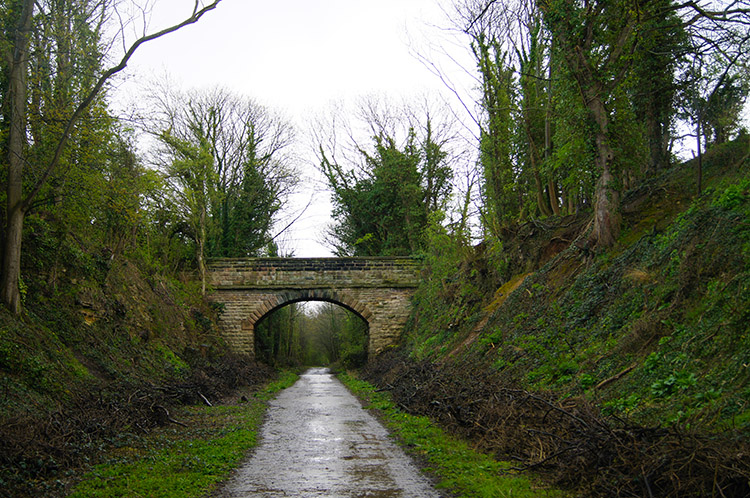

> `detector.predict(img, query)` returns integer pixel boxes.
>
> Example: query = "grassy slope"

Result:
[411,136,750,430]
[0,242,272,497]
[363,136,750,496]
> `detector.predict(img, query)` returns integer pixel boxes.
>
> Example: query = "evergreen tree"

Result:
[320,123,452,256]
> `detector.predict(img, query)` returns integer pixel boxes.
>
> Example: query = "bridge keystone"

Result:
[207,257,421,359]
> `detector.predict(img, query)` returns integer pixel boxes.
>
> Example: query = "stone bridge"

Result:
[207,257,421,359]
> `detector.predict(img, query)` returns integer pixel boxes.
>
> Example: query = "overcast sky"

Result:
[112,0,476,257]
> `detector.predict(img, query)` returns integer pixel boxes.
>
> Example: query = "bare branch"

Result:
[23,0,224,212]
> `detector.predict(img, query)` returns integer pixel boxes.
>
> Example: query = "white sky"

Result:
[112,0,477,257]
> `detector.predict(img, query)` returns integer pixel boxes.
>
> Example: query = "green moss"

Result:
[152,342,189,377]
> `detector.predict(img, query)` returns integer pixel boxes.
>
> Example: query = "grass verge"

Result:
[66,371,299,498]
[338,372,567,498]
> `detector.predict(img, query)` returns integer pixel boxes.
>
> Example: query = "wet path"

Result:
[217,368,440,498]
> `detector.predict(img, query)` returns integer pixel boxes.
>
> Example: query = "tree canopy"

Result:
[317,100,455,256]
[0,0,748,315]
[453,0,749,246]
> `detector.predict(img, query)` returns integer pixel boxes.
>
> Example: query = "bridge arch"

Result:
[249,288,373,326]
[207,257,420,359]
[251,289,371,362]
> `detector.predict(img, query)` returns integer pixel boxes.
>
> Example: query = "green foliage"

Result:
[713,177,750,210]
[153,342,190,378]
[474,33,518,225]
[701,74,749,147]
[407,216,487,358]
[161,131,220,246]
[466,0,690,234]
[216,155,278,257]
[602,394,641,416]
[627,0,689,171]
[152,88,296,267]
[527,356,579,387]
[320,118,452,256]
[651,371,697,398]
[0,308,96,404]
[254,301,369,368]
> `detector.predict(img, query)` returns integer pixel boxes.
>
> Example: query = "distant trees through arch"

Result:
[254,301,368,368]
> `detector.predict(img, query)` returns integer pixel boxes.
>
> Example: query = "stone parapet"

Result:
[208,257,421,289]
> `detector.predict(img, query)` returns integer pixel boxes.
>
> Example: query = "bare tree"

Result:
[148,85,298,290]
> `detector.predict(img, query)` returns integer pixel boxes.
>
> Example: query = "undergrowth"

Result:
[479,167,750,430]
[66,371,298,498]
[0,239,277,497]
[371,137,750,497]
[362,349,750,497]
[406,138,750,432]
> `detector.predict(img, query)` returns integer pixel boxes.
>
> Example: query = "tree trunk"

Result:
[1,209,24,314]
[568,190,576,214]
[1,0,222,312]
[696,119,703,196]
[1,0,34,314]
[198,210,207,296]
[589,130,620,248]
[645,106,668,173]
[568,79,620,249]
[544,46,560,217]
[548,179,561,215]
[533,163,553,217]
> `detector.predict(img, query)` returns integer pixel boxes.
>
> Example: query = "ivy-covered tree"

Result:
[150,87,297,261]
[219,151,279,257]
[0,0,222,313]
[160,132,218,294]
[318,106,453,256]
[535,0,645,248]
[472,33,517,227]
[628,0,689,172]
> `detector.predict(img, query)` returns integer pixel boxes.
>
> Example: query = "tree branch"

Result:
[22,0,223,213]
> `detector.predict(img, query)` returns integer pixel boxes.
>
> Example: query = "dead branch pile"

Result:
[363,349,750,497]
[0,353,272,496]
[168,351,273,404]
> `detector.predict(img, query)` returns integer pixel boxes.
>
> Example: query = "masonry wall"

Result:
[208,257,421,289]
[207,258,421,359]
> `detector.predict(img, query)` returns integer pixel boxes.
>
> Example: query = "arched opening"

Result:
[252,292,370,368]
